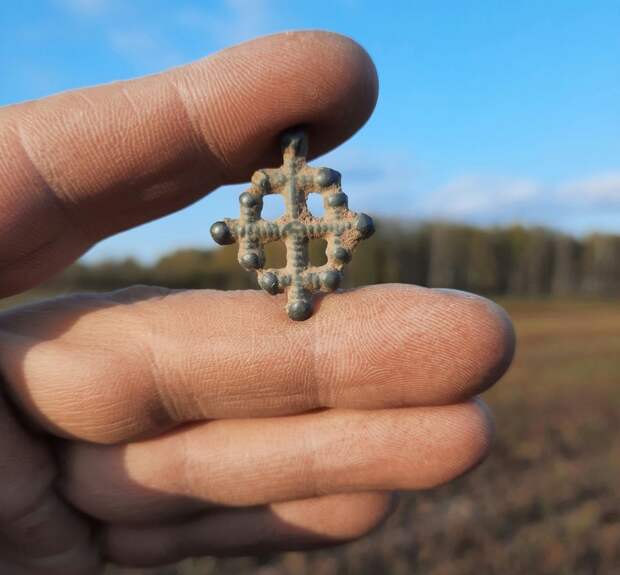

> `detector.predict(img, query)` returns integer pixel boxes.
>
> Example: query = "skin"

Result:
[0,31,515,573]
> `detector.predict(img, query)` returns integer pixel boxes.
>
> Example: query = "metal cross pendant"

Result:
[210,130,374,320]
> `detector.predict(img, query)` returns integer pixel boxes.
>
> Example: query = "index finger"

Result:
[0,30,378,296]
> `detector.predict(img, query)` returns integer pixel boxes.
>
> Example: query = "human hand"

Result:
[0,31,515,573]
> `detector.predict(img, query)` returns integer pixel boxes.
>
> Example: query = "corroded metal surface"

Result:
[210,130,374,320]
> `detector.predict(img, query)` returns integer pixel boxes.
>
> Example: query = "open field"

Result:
[2,294,618,573]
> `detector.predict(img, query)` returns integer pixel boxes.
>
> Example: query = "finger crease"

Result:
[0,479,54,528]
[179,429,197,497]
[11,120,92,246]
[0,231,62,277]
[302,421,325,498]
[163,76,228,186]
[142,333,181,425]
[118,84,141,119]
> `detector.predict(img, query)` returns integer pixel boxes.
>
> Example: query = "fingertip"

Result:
[273,491,397,543]
[337,491,398,541]
[462,397,495,468]
[175,29,379,182]
[293,30,379,156]
[410,400,494,490]
[308,284,516,407]
[431,289,516,398]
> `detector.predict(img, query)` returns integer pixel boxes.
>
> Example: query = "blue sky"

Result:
[1,0,619,261]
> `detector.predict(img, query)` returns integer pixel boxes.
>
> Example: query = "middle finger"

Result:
[60,402,492,524]
[0,284,513,444]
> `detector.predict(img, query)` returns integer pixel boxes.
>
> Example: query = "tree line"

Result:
[45,221,620,297]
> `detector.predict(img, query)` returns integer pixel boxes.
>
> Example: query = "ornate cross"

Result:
[210,130,374,320]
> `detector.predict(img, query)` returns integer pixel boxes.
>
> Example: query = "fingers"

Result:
[0,31,378,296]
[0,285,514,443]
[60,402,492,524]
[0,393,101,574]
[104,492,396,567]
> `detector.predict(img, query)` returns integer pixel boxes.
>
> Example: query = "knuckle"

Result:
[59,442,163,524]
[57,443,112,518]
[0,463,55,527]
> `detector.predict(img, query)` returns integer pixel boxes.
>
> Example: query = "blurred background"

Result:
[1,1,619,574]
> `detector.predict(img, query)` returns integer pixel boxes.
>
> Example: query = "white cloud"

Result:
[426,175,541,218]
[319,146,419,215]
[176,0,277,47]
[559,172,620,206]
[57,0,279,72]
[59,0,185,70]
[107,29,183,69]
[416,170,620,233]
[58,0,107,16]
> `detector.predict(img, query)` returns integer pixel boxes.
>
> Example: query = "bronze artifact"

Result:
[210,130,374,321]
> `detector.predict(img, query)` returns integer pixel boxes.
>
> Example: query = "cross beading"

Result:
[210,130,375,320]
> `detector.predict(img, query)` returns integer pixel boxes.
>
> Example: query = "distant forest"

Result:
[46,221,620,297]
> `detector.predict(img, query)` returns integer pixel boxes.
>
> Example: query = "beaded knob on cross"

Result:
[210,130,375,320]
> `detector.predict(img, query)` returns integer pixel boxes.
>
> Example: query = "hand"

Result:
[0,31,515,573]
